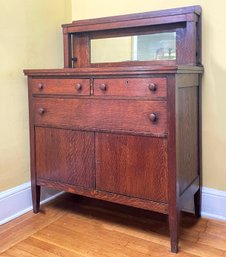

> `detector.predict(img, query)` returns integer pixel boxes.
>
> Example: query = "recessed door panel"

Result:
[96,133,168,203]
[35,127,94,188]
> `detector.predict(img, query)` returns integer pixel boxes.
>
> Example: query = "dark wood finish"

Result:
[73,34,90,68]
[37,178,168,214]
[93,78,166,97]
[68,6,201,26]
[96,133,168,202]
[31,78,90,95]
[177,85,199,195]
[166,75,180,253]
[194,188,201,218]
[24,65,203,76]
[24,6,203,253]
[27,77,40,213]
[197,74,203,218]
[33,98,167,134]
[62,6,201,66]
[35,127,95,188]
[63,32,71,68]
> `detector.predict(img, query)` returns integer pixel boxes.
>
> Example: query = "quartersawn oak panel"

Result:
[31,78,90,95]
[34,98,167,134]
[96,133,168,203]
[94,78,167,98]
[35,127,95,188]
[177,86,199,195]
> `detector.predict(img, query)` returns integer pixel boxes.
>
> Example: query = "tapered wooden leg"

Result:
[169,210,180,253]
[32,185,41,213]
[194,189,201,218]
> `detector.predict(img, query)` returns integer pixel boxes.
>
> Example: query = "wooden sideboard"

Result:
[24,6,203,253]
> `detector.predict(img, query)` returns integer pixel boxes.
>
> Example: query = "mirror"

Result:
[91,32,176,63]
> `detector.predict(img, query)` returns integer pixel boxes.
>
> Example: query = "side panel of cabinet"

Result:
[35,127,95,188]
[95,133,168,203]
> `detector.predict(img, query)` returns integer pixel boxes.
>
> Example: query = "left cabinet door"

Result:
[35,127,95,188]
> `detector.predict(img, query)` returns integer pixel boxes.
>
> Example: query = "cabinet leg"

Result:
[194,189,201,218]
[32,185,41,213]
[169,210,180,253]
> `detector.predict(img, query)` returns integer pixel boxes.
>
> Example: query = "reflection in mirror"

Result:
[133,32,176,61]
[91,32,176,64]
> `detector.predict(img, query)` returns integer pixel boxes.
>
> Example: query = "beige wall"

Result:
[72,0,226,191]
[0,0,71,192]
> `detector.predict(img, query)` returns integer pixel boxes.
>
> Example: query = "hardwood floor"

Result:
[0,194,226,257]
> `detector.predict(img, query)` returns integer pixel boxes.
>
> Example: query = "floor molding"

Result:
[0,184,226,225]
[201,187,226,221]
[0,182,63,225]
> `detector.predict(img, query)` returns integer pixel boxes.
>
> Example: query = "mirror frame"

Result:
[62,6,202,68]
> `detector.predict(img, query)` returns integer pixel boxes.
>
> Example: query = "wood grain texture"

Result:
[166,75,180,253]
[177,86,199,195]
[73,34,90,68]
[96,133,168,203]
[24,65,204,77]
[68,6,201,27]
[93,77,167,97]
[61,6,201,66]
[63,32,72,68]
[37,178,168,214]
[0,198,67,254]
[176,74,199,87]
[33,98,167,134]
[64,14,194,34]
[27,77,40,213]
[1,195,226,257]
[31,78,90,96]
[35,127,95,188]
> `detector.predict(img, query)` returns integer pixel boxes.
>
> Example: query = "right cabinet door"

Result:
[96,133,168,203]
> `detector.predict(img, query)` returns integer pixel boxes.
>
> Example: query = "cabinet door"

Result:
[96,133,168,203]
[35,127,94,188]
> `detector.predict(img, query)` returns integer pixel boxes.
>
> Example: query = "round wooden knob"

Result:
[100,84,107,91]
[38,108,45,115]
[76,83,82,91]
[38,83,44,90]
[149,113,158,122]
[149,83,157,92]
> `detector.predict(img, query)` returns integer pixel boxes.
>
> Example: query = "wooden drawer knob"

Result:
[149,113,158,122]
[38,108,45,115]
[149,83,157,92]
[76,83,82,91]
[100,84,107,91]
[38,83,44,90]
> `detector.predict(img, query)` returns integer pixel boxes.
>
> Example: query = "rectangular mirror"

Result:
[91,32,176,64]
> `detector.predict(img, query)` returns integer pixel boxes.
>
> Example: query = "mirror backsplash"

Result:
[91,32,176,63]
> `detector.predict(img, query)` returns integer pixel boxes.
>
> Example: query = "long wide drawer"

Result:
[31,78,90,95]
[34,98,167,134]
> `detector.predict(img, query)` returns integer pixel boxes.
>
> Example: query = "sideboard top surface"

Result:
[24,65,203,77]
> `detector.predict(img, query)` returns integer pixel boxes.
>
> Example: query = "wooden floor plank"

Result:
[0,203,66,254]
[0,194,226,257]
[2,237,85,257]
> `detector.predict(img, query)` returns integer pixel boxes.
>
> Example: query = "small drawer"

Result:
[94,78,167,97]
[34,98,167,135]
[31,78,90,95]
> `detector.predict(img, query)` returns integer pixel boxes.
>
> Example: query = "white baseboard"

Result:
[0,182,63,225]
[201,187,226,221]
[0,184,226,225]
